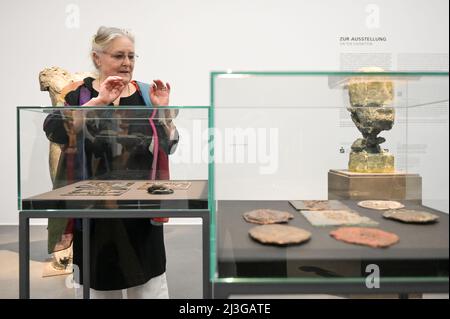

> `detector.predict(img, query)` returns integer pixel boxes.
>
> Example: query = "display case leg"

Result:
[82,218,90,299]
[202,213,212,299]
[19,213,30,299]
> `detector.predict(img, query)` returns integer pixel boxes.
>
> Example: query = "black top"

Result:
[45,77,166,290]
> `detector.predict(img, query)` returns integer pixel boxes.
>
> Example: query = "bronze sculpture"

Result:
[347,68,395,173]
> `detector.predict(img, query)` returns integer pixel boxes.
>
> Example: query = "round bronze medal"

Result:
[330,227,399,248]
[249,225,311,245]
[357,200,404,210]
[383,209,439,224]
[243,209,294,225]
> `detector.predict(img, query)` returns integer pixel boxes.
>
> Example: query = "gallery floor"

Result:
[0,225,447,299]
[0,224,202,299]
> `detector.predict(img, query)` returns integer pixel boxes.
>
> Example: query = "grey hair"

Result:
[91,26,135,69]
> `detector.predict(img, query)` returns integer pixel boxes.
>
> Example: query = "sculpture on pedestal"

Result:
[347,68,395,173]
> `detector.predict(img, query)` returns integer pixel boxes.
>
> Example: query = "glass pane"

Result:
[211,72,449,287]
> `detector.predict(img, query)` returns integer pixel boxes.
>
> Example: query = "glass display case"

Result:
[17,106,211,298]
[210,71,449,298]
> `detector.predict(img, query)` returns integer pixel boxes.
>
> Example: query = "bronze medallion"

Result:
[243,209,294,225]
[383,209,439,224]
[330,227,399,248]
[357,200,404,210]
[248,225,311,245]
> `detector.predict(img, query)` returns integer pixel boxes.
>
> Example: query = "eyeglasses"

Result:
[100,51,138,63]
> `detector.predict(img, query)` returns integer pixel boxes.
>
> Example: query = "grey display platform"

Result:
[19,180,211,299]
[214,200,449,298]
[22,180,207,210]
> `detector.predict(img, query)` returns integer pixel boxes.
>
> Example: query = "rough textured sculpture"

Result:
[39,66,96,106]
[249,225,311,245]
[39,67,96,273]
[147,184,174,195]
[39,67,96,184]
[347,68,395,173]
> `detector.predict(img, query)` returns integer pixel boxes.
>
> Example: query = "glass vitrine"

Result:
[17,105,211,298]
[210,71,449,298]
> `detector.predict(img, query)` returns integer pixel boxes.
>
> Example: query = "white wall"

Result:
[0,0,448,224]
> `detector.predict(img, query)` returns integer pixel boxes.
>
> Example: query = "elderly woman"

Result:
[43,26,179,298]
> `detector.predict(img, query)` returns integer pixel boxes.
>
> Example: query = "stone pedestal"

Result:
[328,169,422,203]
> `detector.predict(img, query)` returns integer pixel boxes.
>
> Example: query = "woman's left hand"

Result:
[150,79,171,106]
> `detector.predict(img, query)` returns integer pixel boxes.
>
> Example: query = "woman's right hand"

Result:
[76,76,126,131]
[91,76,126,106]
